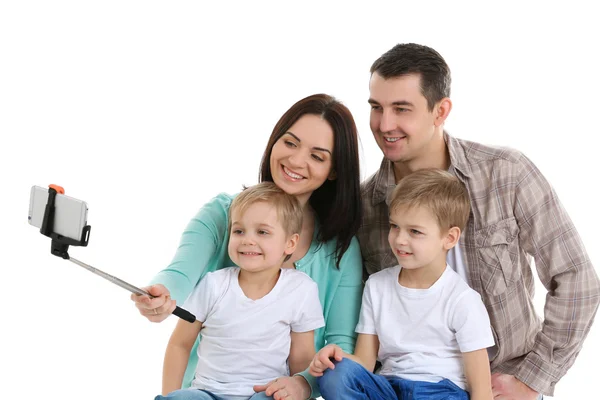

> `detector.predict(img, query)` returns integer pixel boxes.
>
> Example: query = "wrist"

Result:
[293,375,311,399]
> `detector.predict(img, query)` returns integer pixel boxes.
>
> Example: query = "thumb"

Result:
[253,384,267,393]
[147,284,169,297]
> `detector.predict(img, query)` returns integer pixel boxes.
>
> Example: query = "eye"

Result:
[311,154,325,162]
[258,230,269,235]
[389,223,399,230]
[395,107,409,113]
[232,229,243,235]
[410,229,423,235]
[284,140,297,148]
[370,105,382,112]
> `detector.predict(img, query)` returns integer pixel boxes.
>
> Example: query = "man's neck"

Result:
[393,132,450,183]
[238,268,281,300]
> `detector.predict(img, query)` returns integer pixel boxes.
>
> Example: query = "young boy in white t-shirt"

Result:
[309,169,495,400]
[156,182,324,400]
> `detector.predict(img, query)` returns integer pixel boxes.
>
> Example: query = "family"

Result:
[131,43,600,400]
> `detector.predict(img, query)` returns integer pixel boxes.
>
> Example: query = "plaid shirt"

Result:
[357,132,600,396]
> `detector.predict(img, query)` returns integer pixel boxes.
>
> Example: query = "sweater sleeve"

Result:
[149,193,233,305]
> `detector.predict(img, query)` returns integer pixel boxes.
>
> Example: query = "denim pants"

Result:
[317,358,469,400]
[155,388,273,400]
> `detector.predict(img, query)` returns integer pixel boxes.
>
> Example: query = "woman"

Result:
[132,94,363,400]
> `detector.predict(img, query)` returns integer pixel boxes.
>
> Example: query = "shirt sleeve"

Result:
[291,281,325,333]
[182,271,218,323]
[355,277,377,335]
[512,154,600,394]
[149,193,233,305]
[296,236,364,399]
[451,290,495,353]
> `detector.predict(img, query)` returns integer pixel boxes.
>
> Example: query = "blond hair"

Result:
[389,169,470,231]
[229,182,303,236]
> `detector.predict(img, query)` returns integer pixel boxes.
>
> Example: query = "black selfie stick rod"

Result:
[68,257,196,323]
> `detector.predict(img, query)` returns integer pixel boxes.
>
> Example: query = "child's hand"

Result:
[308,344,344,377]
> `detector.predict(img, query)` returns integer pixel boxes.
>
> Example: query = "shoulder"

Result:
[203,266,238,285]
[453,136,524,165]
[441,268,484,307]
[360,170,379,197]
[281,268,315,285]
[365,266,399,288]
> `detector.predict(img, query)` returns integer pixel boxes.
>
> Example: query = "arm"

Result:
[512,155,600,393]
[296,237,364,398]
[162,319,202,395]
[463,349,493,400]
[289,331,315,375]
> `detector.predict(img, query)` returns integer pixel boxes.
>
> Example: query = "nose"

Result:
[394,229,409,246]
[379,109,397,133]
[288,150,308,169]
[241,235,256,246]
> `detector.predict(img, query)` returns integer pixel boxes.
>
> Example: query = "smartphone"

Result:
[28,185,89,241]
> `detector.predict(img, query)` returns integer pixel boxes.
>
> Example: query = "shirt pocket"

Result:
[474,217,520,297]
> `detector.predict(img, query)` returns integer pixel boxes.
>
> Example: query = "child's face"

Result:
[388,204,453,271]
[228,201,297,273]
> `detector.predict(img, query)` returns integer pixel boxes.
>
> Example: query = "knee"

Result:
[318,358,360,394]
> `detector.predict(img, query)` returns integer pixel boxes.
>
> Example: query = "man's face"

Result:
[368,72,439,163]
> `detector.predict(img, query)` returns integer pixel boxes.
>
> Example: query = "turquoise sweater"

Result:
[150,193,363,398]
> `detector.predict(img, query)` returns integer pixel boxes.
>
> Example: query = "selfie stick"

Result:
[39,185,196,323]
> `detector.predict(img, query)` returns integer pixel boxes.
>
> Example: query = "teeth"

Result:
[385,137,402,142]
[283,166,303,179]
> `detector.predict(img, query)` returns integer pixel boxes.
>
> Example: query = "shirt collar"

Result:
[371,132,471,206]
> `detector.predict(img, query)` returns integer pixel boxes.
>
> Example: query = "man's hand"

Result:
[308,344,344,377]
[491,373,539,400]
[253,376,310,400]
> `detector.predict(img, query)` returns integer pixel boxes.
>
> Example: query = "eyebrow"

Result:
[284,132,332,155]
[231,221,276,229]
[368,99,415,107]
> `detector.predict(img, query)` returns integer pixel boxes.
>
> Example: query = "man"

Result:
[357,43,600,399]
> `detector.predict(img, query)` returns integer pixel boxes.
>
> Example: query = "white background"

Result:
[1,1,598,399]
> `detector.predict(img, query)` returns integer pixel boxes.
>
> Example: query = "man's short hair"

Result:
[389,169,470,231]
[370,43,451,111]
[229,182,303,236]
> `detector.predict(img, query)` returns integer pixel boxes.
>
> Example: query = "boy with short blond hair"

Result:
[157,182,324,400]
[310,169,494,400]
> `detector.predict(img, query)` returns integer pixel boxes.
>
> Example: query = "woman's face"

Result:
[269,114,335,205]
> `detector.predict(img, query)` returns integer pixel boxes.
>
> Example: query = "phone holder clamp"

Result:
[40,186,91,259]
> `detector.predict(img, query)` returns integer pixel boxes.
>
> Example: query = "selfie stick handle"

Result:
[68,257,196,323]
[40,185,196,323]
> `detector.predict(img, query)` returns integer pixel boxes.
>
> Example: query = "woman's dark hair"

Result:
[259,94,362,268]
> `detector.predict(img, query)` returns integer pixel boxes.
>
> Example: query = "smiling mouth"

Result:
[282,165,305,180]
[240,252,262,256]
[395,250,412,256]
[384,136,406,143]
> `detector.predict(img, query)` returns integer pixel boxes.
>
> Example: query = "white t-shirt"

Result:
[356,265,494,390]
[183,267,325,396]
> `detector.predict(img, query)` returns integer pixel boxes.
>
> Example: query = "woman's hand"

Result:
[253,375,311,400]
[130,284,176,322]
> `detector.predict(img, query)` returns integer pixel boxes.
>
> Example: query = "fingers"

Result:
[131,285,175,322]
[333,345,344,361]
[318,349,337,370]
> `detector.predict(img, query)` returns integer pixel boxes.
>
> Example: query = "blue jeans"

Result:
[155,388,273,400]
[317,358,469,400]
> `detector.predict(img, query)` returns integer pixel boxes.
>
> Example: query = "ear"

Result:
[434,98,452,127]
[443,226,461,250]
[328,169,337,181]
[284,233,300,255]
